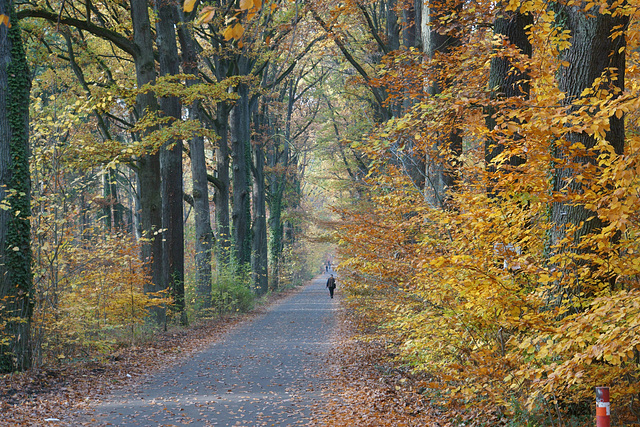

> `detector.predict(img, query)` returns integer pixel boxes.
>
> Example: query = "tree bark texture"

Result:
[549,4,627,298]
[156,0,186,324]
[177,14,214,309]
[485,10,533,191]
[231,82,252,269]
[215,104,232,268]
[252,106,268,295]
[266,85,292,291]
[131,0,165,321]
[386,0,400,52]
[0,0,33,373]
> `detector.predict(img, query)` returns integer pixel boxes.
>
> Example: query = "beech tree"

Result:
[547,4,628,299]
[193,0,317,293]
[484,7,532,183]
[155,0,185,323]
[130,0,167,322]
[18,0,192,322]
[231,79,253,271]
[421,0,462,207]
[176,11,215,308]
[0,1,32,373]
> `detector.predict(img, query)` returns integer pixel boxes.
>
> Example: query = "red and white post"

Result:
[596,387,610,427]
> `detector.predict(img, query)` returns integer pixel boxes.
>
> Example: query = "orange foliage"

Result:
[335,0,640,423]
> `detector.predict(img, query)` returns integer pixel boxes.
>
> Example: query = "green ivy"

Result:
[0,1,33,373]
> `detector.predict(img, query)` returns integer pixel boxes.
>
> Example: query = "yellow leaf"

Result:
[232,23,244,39]
[183,0,197,13]
[0,14,10,28]
[196,7,215,24]
[538,346,548,358]
[615,109,623,119]
[240,0,253,10]
[222,25,235,41]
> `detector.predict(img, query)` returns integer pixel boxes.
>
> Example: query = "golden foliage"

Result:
[336,0,640,423]
[32,230,172,363]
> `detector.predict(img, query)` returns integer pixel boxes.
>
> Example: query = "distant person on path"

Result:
[326,274,336,299]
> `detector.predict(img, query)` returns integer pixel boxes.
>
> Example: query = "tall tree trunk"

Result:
[252,104,268,295]
[403,0,417,48]
[131,0,164,322]
[176,15,214,309]
[231,82,252,270]
[214,104,232,268]
[422,0,462,208]
[548,5,627,301]
[267,179,283,289]
[267,77,300,290]
[485,9,533,193]
[386,0,400,52]
[0,1,32,373]
[155,0,185,324]
[267,129,287,290]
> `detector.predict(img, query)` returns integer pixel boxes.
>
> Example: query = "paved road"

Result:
[88,274,338,426]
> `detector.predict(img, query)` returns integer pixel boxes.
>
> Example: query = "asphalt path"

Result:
[88,273,338,426]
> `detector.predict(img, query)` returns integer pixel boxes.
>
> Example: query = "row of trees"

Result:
[0,0,332,373]
[321,0,640,423]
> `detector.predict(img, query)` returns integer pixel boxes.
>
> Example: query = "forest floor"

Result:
[0,275,450,427]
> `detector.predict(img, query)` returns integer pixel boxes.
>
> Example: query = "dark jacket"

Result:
[326,277,336,289]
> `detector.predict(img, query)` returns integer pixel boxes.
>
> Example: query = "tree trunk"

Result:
[267,181,283,289]
[231,82,252,270]
[422,0,462,208]
[386,0,400,52]
[176,15,214,309]
[485,9,533,193]
[0,1,33,373]
[155,0,185,324]
[267,77,298,290]
[267,134,285,291]
[548,6,627,299]
[252,105,268,295]
[403,0,417,48]
[214,104,232,268]
[131,0,164,322]
[188,113,213,307]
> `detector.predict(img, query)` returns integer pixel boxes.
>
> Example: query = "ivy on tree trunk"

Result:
[0,0,33,373]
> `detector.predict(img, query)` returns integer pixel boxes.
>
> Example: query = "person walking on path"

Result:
[326,274,336,298]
